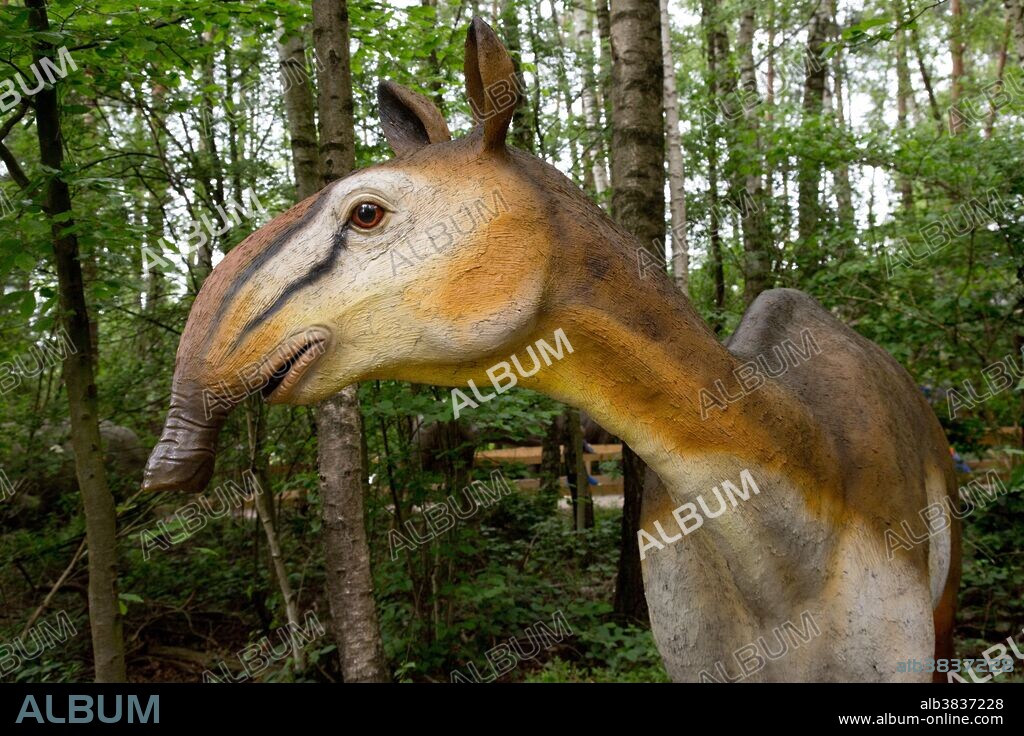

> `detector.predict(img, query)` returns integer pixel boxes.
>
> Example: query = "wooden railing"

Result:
[266,428,1020,501]
[476,444,623,496]
[475,443,621,466]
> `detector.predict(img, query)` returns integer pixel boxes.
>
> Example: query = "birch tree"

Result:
[660,0,687,293]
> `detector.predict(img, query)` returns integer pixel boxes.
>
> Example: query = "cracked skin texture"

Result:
[142,17,959,682]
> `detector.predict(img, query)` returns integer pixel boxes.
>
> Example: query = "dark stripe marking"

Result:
[231,224,350,351]
[206,182,340,353]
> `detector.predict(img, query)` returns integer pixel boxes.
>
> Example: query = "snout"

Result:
[142,327,332,493]
[142,379,228,493]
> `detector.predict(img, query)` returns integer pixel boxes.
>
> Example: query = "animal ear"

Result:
[377,81,451,157]
[464,16,519,153]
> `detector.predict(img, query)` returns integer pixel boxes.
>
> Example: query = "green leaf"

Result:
[18,291,35,318]
[34,30,66,44]
[14,252,36,271]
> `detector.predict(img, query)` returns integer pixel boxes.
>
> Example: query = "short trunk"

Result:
[614,446,648,622]
[317,389,388,682]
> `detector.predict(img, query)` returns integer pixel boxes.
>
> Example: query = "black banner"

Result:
[0,683,1019,731]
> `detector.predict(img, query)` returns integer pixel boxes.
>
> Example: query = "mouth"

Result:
[261,329,330,403]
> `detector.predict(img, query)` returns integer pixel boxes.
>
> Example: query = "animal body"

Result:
[143,18,960,682]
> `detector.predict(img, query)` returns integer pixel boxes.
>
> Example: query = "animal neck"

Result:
[517,213,832,498]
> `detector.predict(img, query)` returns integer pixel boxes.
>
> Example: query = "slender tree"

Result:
[735,6,772,302]
[894,0,914,210]
[796,0,830,274]
[829,0,854,258]
[194,29,222,285]
[278,23,322,199]
[596,0,614,132]
[985,17,1010,138]
[501,0,535,152]
[1007,0,1024,63]
[659,0,688,294]
[24,0,125,683]
[312,0,388,683]
[909,18,943,127]
[550,2,582,177]
[421,0,446,111]
[574,0,610,200]
[609,0,662,623]
[700,0,726,321]
[949,0,966,134]
[563,407,593,530]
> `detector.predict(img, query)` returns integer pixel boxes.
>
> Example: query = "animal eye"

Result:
[351,202,385,229]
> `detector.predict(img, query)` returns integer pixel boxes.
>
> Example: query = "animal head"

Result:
[142,17,612,493]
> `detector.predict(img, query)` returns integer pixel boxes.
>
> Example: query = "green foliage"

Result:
[956,457,1024,670]
[0,0,1020,685]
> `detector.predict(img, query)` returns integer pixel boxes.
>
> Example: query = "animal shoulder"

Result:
[725,288,854,358]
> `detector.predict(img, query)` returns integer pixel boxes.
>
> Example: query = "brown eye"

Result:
[351,202,385,229]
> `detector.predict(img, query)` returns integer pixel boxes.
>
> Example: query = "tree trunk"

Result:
[829,1,854,259]
[277,24,322,199]
[796,0,829,274]
[610,0,664,244]
[500,0,534,153]
[595,0,614,139]
[142,188,166,359]
[608,0,661,623]
[564,407,593,530]
[539,415,562,497]
[420,0,446,112]
[312,0,388,683]
[223,45,245,206]
[314,0,355,183]
[575,0,610,201]
[316,395,387,681]
[949,0,966,134]
[247,405,305,671]
[700,0,726,325]
[1007,0,1024,64]
[273,30,324,667]
[615,443,648,622]
[985,17,1010,138]
[910,20,943,127]
[736,6,771,303]
[659,0,687,294]
[194,29,222,285]
[26,0,125,683]
[894,0,914,210]
[550,3,581,178]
